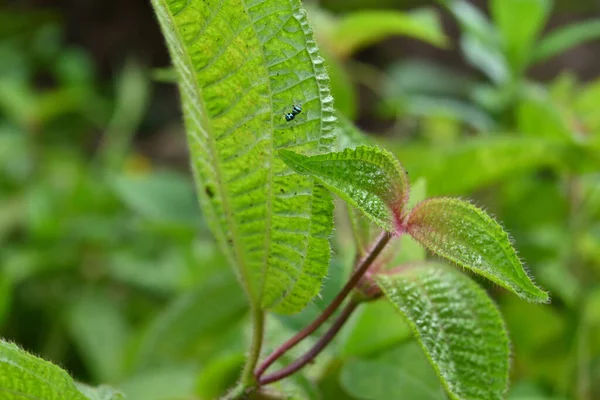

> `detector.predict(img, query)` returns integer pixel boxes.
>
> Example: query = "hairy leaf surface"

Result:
[280,146,409,231]
[0,340,88,400]
[407,198,549,302]
[151,0,337,313]
[377,264,510,400]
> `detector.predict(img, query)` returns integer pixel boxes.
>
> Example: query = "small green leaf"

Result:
[491,0,551,72]
[331,8,448,58]
[406,198,549,303]
[441,0,509,83]
[279,146,409,232]
[532,20,600,64]
[377,264,510,400]
[0,339,88,400]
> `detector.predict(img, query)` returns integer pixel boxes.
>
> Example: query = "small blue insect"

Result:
[285,104,302,122]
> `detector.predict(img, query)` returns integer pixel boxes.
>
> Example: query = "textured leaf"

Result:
[0,340,88,400]
[331,8,448,58]
[406,198,549,303]
[151,0,337,313]
[532,19,600,64]
[377,264,510,400]
[280,146,409,231]
[491,0,551,72]
[340,341,445,400]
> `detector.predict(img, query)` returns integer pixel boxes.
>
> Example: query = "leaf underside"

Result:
[279,145,409,232]
[377,264,510,400]
[151,0,337,313]
[0,340,88,400]
[407,198,549,303]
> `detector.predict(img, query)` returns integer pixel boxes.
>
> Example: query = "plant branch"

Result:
[254,231,393,379]
[259,300,359,385]
[241,306,265,387]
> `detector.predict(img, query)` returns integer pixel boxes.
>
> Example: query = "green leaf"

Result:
[119,366,197,400]
[376,264,510,400]
[491,0,551,72]
[0,339,88,400]
[330,8,448,58]
[441,0,509,83]
[335,111,373,150]
[75,384,125,400]
[133,271,247,367]
[339,300,411,358]
[111,171,201,227]
[151,0,337,314]
[517,88,573,140]
[340,341,446,400]
[391,136,563,196]
[406,198,549,303]
[66,290,129,383]
[532,19,600,64]
[279,146,409,232]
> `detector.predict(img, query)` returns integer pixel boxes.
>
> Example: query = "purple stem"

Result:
[255,231,392,379]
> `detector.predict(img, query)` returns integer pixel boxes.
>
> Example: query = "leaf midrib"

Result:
[155,0,255,300]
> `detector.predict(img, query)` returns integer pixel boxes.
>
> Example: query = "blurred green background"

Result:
[1,0,599,399]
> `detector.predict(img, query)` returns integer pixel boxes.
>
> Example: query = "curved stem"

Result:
[259,300,359,385]
[255,231,392,378]
[241,306,265,387]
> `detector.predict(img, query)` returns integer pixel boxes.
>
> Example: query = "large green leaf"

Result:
[150,0,337,313]
[0,340,95,400]
[406,198,549,303]
[491,0,551,73]
[330,8,448,58]
[279,145,409,231]
[376,264,510,400]
[532,20,600,64]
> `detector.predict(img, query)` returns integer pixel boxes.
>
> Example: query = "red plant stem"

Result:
[254,231,393,379]
[259,300,359,385]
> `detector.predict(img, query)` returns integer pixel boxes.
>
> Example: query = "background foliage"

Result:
[1,0,599,399]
